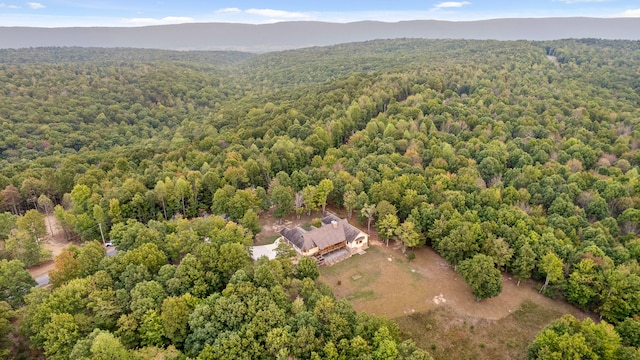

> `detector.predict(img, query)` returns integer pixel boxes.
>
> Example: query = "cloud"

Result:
[120,16,194,26]
[620,8,640,17]
[433,1,471,9]
[245,8,312,20]
[27,2,44,9]
[211,7,314,23]
[0,3,19,8]
[216,7,241,14]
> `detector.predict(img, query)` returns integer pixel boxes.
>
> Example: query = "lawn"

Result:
[319,242,592,359]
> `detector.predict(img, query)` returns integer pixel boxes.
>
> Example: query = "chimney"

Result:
[331,220,338,229]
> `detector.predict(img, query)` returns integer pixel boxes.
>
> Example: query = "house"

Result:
[279,213,368,265]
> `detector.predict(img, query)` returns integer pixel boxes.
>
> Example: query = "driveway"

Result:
[35,273,50,287]
[250,238,281,260]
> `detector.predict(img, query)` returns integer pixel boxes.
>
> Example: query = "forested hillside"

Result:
[1,39,640,358]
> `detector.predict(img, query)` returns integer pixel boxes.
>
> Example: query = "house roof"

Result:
[280,214,365,252]
[322,214,364,243]
[279,227,314,251]
[303,221,346,250]
[321,213,341,224]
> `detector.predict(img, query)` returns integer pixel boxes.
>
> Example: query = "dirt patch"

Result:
[28,215,72,278]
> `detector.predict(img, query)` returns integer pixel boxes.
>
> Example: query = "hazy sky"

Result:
[1,0,639,27]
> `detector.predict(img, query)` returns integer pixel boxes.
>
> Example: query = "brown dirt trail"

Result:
[28,215,72,278]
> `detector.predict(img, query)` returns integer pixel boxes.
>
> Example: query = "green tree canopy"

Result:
[459,254,503,300]
[527,315,621,360]
[0,259,36,308]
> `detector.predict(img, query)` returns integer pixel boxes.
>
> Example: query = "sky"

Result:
[0,0,639,27]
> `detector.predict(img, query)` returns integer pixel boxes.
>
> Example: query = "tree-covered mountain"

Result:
[2,18,640,51]
[1,38,640,358]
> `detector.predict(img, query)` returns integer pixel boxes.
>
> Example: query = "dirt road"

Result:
[28,215,71,283]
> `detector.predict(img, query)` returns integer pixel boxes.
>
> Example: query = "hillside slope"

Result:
[1,18,640,52]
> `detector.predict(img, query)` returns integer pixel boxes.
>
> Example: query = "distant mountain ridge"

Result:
[1,17,639,52]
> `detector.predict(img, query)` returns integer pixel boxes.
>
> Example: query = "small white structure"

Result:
[279,213,368,265]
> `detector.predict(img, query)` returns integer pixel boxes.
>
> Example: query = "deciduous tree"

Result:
[70,184,91,214]
[49,248,81,288]
[316,179,334,215]
[212,185,235,216]
[484,236,513,271]
[539,252,563,293]
[361,204,376,234]
[377,213,399,247]
[228,188,259,221]
[240,209,261,236]
[16,209,46,244]
[1,185,22,215]
[459,254,503,300]
[343,190,357,219]
[43,312,81,360]
[435,222,481,270]
[295,256,319,280]
[0,259,36,308]
[0,301,13,358]
[0,212,17,241]
[302,185,318,216]
[271,185,293,223]
[512,242,536,286]
[396,221,422,254]
[527,315,621,360]
[615,317,640,348]
[88,331,130,360]
[139,309,166,347]
[6,229,42,267]
[566,258,603,310]
[174,177,191,216]
[161,295,193,347]
[598,265,640,323]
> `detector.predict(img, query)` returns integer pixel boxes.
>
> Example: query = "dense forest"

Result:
[1,38,640,358]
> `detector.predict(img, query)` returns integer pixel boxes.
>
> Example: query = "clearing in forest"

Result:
[250,208,593,359]
[320,233,591,359]
[320,243,585,320]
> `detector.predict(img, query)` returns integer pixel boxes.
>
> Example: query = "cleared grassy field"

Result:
[395,301,569,359]
[320,242,592,359]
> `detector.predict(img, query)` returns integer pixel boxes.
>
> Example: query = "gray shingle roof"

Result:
[279,227,314,251]
[303,221,345,250]
[280,214,365,252]
[322,214,363,243]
